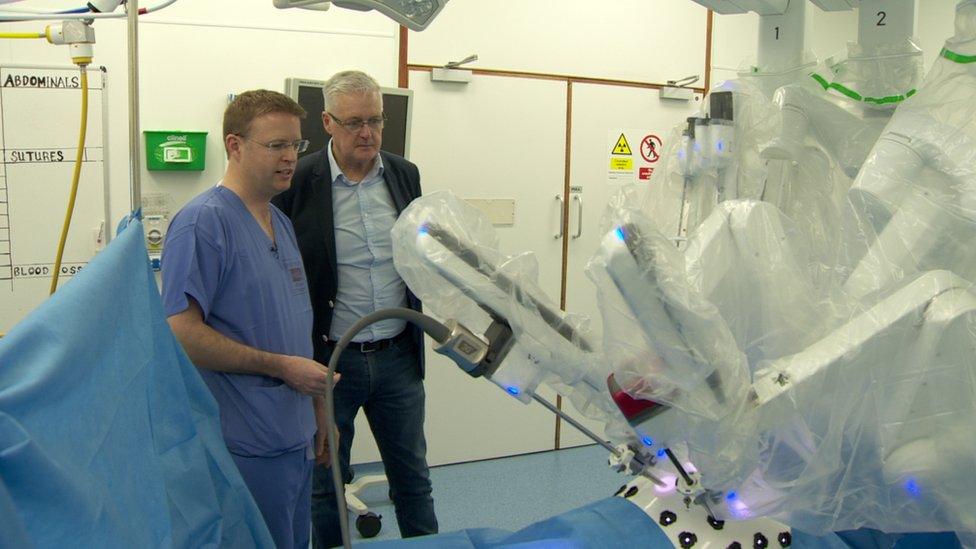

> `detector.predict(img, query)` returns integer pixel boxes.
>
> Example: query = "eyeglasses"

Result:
[239,136,309,154]
[327,112,387,133]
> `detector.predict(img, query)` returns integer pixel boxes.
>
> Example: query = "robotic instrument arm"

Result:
[593,0,976,534]
[845,0,976,301]
[390,195,795,547]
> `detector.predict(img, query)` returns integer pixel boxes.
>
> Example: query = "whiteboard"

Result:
[0,65,109,334]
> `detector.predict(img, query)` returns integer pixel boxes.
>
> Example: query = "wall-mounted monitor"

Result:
[284,77,413,159]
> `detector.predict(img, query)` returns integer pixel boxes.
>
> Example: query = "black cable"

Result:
[664,447,695,487]
[324,307,450,549]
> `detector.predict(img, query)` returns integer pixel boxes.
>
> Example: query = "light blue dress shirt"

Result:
[327,141,408,342]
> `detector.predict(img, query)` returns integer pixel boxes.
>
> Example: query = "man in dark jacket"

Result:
[272,70,436,548]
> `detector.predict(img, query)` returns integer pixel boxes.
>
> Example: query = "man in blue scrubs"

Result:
[162,90,338,549]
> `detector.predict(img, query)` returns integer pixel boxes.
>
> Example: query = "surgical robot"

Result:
[603,0,976,539]
[648,1,922,274]
[369,1,976,547]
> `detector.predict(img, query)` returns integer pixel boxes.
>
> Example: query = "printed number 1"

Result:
[774,26,780,40]
[877,11,887,26]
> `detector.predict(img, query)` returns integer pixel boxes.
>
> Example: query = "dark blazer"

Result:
[272,147,425,376]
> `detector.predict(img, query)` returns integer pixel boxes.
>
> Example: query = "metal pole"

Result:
[531,394,616,455]
[127,0,141,214]
[530,393,665,487]
[101,69,112,243]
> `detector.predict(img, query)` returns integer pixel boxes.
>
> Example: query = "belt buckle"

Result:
[359,341,376,354]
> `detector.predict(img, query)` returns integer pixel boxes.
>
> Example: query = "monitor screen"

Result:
[285,78,413,160]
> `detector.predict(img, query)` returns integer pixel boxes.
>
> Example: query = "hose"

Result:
[0,32,45,38]
[324,308,449,549]
[0,5,89,15]
[0,0,180,20]
[49,65,89,295]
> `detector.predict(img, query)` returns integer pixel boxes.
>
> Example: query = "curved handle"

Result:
[572,194,583,239]
[554,194,564,239]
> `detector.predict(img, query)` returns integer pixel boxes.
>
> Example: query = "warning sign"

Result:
[608,128,665,185]
[611,133,632,155]
[640,134,662,163]
[610,157,633,170]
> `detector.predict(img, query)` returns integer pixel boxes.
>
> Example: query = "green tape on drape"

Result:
[810,73,916,105]
[941,47,976,64]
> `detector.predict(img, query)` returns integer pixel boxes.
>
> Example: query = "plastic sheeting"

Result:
[638,76,854,283]
[591,3,976,537]
[0,220,274,548]
[391,192,633,445]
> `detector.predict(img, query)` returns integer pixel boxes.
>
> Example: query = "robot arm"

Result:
[391,192,635,445]
[593,205,976,533]
[845,1,976,301]
[593,1,976,534]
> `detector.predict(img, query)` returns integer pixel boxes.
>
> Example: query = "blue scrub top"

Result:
[161,185,316,458]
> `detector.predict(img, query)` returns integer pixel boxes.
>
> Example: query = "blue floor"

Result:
[349,444,625,544]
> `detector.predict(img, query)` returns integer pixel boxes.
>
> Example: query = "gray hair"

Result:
[322,70,381,111]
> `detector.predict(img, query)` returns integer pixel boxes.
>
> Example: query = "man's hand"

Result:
[314,396,338,466]
[278,355,340,397]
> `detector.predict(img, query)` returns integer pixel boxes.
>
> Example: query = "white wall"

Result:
[1,0,401,225]
[917,1,959,64]
[410,0,709,85]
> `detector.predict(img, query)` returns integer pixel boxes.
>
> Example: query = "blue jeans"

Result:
[312,337,437,548]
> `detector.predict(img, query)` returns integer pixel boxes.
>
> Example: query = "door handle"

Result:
[572,194,583,239]
[555,194,564,239]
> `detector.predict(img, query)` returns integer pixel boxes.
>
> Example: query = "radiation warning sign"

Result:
[608,128,665,184]
[610,157,633,170]
[611,133,632,155]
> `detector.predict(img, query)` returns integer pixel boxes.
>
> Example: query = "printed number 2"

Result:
[774,26,780,39]
[877,11,887,26]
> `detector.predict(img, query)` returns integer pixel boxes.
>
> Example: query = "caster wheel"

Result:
[356,512,382,538]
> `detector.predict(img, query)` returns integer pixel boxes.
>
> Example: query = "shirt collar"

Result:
[327,138,384,186]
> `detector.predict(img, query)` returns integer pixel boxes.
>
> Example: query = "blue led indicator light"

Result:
[905,478,921,497]
[641,436,654,447]
[614,227,626,242]
[657,449,667,458]
[418,225,429,236]
[506,386,521,396]
[726,491,737,501]
[717,139,724,152]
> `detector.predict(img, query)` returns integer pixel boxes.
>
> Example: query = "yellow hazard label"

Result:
[610,157,633,170]
[611,133,632,155]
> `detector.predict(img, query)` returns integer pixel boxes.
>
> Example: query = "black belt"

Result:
[325,329,410,354]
